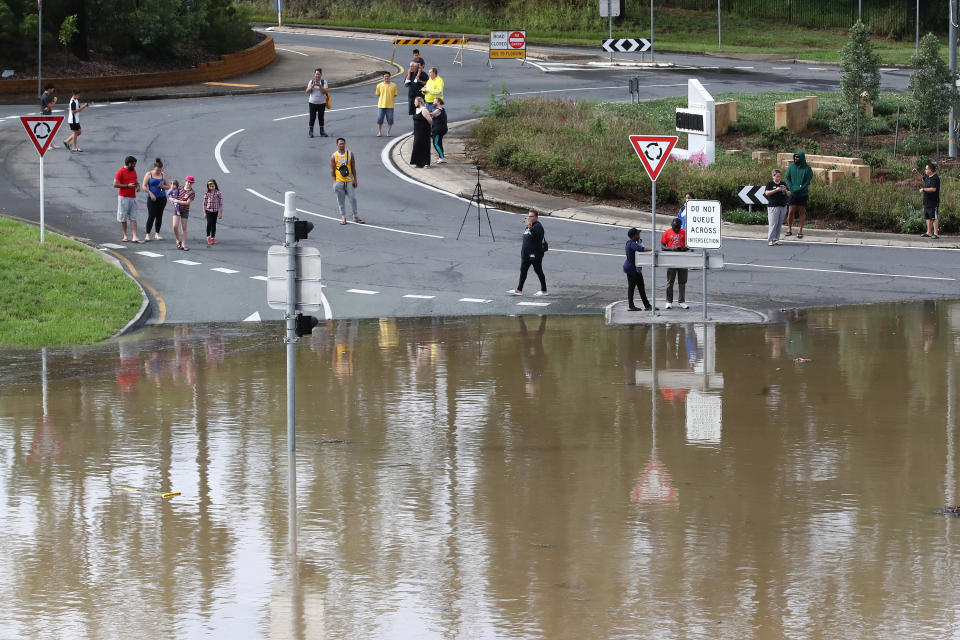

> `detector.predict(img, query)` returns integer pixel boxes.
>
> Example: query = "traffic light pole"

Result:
[284,191,297,452]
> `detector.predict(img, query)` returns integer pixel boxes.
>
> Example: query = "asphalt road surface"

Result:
[1,31,955,324]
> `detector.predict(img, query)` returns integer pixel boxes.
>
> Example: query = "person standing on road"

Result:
[375,72,398,137]
[306,68,329,138]
[764,168,789,246]
[40,83,56,115]
[914,162,941,239]
[507,210,548,297]
[113,156,143,243]
[62,89,88,152]
[410,96,433,169]
[622,227,652,311]
[405,60,427,116]
[169,176,196,250]
[676,191,693,230]
[784,150,813,239]
[203,179,224,246]
[660,217,689,309]
[331,137,363,225]
[431,98,448,163]
[141,157,169,242]
[422,67,445,113]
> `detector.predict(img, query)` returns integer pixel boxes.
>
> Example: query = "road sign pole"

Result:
[39,155,45,244]
[284,191,297,452]
[650,0,655,61]
[650,179,657,317]
[703,250,709,320]
[608,0,613,63]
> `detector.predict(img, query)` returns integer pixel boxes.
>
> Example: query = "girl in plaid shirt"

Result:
[203,179,224,245]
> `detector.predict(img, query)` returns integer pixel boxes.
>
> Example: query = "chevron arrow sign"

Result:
[601,38,652,53]
[737,185,769,206]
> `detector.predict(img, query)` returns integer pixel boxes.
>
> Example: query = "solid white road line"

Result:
[214,128,244,174]
[272,103,378,121]
[347,288,378,294]
[510,84,687,97]
[725,262,956,281]
[276,47,309,56]
[296,206,445,238]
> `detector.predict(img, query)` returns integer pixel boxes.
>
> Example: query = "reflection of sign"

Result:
[628,134,677,182]
[631,457,678,504]
[686,391,722,445]
[489,30,526,59]
[20,116,64,156]
[685,200,722,249]
[27,419,64,462]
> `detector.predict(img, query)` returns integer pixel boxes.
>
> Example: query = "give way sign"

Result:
[21,116,64,156]
[628,134,678,182]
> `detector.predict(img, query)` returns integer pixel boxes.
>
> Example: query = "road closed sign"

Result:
[490,30,526,59]
[685,200,722,249]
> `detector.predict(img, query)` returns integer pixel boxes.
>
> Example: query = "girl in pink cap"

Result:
[169,176,196,250]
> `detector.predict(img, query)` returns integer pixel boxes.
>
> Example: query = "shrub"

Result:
[724,208,768,225]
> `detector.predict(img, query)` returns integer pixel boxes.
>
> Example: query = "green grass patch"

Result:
[0,218,143,347]
[242,2,940,65]
[468,94,959,234]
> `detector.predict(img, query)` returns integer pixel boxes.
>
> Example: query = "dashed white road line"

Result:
[808,67,828,71]
[517,301,550,306]
[136,251,164,257]
[272,103,378,121]
[403,294,436,299]
[212,267,239,274]
[734,66,754,70]
[347,288,378,294]
[459,297,492,303]
[250,275,269,281]
[102,243,126,249]
[244,311,262,321]
[214,128,244,174]
[173,259,201,266]
[772,66,792,70]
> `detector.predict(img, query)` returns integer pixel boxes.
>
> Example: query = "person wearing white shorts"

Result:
[112,155,143,242]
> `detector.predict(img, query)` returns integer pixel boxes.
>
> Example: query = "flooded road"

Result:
[2,304,959,639]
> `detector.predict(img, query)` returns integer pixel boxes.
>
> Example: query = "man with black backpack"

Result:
[507,210,548,296]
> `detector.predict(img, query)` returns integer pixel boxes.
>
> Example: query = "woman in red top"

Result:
[660,217,689,309]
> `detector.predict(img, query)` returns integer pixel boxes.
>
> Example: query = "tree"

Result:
[833,20,881,138]
[908,32,960,144]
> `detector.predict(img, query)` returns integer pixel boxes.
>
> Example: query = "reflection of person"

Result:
[660,217,688,310]
[785,150,812,239]
[431,98,448,163]
[113,155,143,243]
[63,89,88,152]
[410,96,433,168]
[331,137,363,225]
[764,169,789,246]
[507,210,547,296]
[623,227,652,311]
[306,68,329,138]
[914,162,941,239]
[519,315,548,397]
[141,157,169,242]
[375,72,398,137]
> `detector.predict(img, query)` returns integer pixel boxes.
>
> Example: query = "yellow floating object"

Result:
[160,492,181,499]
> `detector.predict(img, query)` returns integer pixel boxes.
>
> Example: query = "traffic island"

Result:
[605,300,767,325]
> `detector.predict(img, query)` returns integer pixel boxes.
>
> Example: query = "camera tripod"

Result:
[457,166,496,241]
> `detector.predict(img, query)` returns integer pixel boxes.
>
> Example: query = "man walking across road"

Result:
[784,150,813,239]
[62,89,88,152]
[422,68,445,113]
[507,210,548,297]
[914,162,941,239]
[375,72,398,137]
[331,137,363,225]
[113,155,143,243]
[660,217,689,309]
[306,68,329,138]
[764,168,789,246]
[40,83,56,115]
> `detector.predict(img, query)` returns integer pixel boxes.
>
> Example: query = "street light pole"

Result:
[950,0,958,158]
[37,0,42,99]
[717,0,722,50]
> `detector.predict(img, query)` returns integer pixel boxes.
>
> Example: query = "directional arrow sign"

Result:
[628,134,678,182]
[737,185,769,206]
[602,38,651,53]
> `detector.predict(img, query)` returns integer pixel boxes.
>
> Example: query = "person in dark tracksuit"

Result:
[623,227,653,311]
[507,210,548,296]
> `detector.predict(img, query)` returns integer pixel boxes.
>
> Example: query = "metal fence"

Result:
[662,0,947,38]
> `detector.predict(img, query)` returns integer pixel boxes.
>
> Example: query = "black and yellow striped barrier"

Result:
[392,37,468,46]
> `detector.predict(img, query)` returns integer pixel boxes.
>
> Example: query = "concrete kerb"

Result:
[605,300,768,325]
[389,119,957,249]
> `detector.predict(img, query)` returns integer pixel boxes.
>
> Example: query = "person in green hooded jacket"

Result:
[784,150,813,239]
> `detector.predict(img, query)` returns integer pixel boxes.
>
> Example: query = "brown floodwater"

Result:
[1,303,959,639]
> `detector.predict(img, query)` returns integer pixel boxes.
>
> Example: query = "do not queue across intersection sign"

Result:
[685,200,722,249]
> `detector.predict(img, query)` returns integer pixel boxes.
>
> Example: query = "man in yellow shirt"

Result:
[375,72,399,137]
[422,68,444,113]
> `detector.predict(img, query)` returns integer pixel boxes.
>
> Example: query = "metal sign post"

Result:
[628,134,678,317]
[684,199,722,320]
[284,191,297,452]
[20,116,64,245]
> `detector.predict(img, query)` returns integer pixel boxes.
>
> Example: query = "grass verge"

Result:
[467,93,959,234]
[242,3,937,65]
[0,218,143,347]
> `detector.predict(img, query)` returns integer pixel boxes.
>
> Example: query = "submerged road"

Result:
[0,30,955,324]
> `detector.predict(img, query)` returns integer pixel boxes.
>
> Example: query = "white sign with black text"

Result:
[685,200,722,249]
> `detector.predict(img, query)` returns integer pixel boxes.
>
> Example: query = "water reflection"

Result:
[0,304,959,639]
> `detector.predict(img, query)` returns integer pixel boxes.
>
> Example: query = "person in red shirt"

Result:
[112,156,142,242]
[660,216,688,309]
